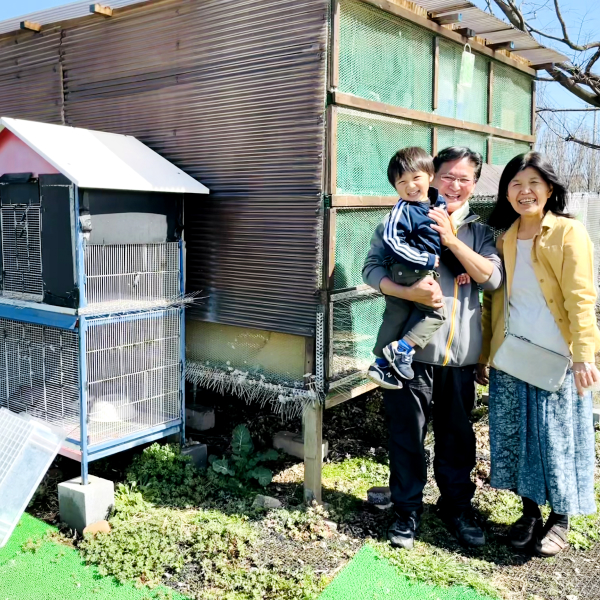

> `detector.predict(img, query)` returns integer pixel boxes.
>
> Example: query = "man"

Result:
[362,147,503,550]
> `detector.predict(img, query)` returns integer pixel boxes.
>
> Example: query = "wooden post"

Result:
[326,106,338,196]
[487,137,493,165]
[531,79,537,137]
[303,401,324,503]
[487,61,494,126]
[330,0,341,89]
[432,127,438,156]
[432,37,439,111]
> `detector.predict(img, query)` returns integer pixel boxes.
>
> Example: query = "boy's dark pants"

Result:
[383,363,477,514]
[373,266,445,357]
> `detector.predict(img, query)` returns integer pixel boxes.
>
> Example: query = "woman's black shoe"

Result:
[509,515,544,549]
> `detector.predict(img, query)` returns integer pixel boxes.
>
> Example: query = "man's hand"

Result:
[380,276,443,308]
[429,206,458,248]
[475,363,489,386]
[434,255,440,268]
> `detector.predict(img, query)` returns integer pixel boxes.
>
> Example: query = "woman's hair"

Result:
[487,152,570,229]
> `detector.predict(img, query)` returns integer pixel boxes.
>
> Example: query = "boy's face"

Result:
[394,170,433,203]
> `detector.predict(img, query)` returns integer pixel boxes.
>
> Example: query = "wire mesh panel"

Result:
[85,308,181,445]
[83,243,180,313]
[336,107,432,195]
[0,206,43,302]
[0,319,80,436]
[492,138,531,166]
[330,291,385,379]
[437,39,488,125]
[437,128,488,161]
[334,207,389,289]
[492,62,533,135]
[338,0,434,112]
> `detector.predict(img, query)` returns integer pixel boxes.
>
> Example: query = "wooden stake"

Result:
[303,402,324,503]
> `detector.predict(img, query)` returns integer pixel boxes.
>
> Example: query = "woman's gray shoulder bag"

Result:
[491,283,571,392]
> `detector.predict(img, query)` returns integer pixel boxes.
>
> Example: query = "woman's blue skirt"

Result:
[489,368,597,516]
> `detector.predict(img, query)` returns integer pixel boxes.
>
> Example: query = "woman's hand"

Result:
[475,363,490,386]
[573,362,600,396]
[429,206,458,248]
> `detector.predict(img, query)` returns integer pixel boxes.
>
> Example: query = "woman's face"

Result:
[506,167,553,219]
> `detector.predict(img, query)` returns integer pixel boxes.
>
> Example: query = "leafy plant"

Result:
[209,424,278,487]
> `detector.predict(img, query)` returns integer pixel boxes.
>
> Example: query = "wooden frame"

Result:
[358,0,536,76]
[332,91,536,144]
[432,37,440,111]
[326,105,338,196]
[331,194,396,207]
[487,61,494,126]
[531,80,537,136]
[325,207,337,290]
[329,0,341,89]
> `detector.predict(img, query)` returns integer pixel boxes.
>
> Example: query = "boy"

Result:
[367,147,468,390]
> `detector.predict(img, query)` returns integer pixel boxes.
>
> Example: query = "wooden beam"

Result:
[331,195,397,207]
[431,13,462,26]
[487,41,515,52]
[486,137,493,165]
[332,90,537,143]
[358,0,536,76]
[325,208,337,290]
[432,37,440,111]
[487,61,494,126]
[304,336,315,388]
[432,127,438,156]
[303,402,324,503]
[20,21,41,32]
[531,62,555,71]
[330,0,340,89]
[455,28,476,39]
[326,106,338,196]
[531,79,536,136]
[325,381,378,409]
[90,3,113,16]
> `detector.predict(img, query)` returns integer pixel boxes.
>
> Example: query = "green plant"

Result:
[209,425,278,488]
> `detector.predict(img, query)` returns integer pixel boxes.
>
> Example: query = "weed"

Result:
[21,537,44,553]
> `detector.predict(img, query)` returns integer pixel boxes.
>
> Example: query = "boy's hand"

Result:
[434,256,440,268]
[429,206,457,248]
[456,273,471,285]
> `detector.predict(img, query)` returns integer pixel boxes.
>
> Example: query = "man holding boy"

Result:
[363,147,503,550]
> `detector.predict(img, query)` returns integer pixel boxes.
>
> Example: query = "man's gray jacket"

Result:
[362,212,503,367]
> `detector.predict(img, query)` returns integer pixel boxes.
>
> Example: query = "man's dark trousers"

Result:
[383,361,477,513]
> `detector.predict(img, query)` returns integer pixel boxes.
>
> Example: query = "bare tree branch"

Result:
[564,135,600,150]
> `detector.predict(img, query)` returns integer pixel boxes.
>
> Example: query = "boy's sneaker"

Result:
[383,342,415,380]
[367,362,403,390]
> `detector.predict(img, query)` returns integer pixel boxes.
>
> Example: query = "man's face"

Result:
[432,157,477,214]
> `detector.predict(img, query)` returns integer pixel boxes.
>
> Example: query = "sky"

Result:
[1,0,599,130]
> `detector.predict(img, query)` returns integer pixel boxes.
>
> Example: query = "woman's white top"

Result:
[508,238,571,357]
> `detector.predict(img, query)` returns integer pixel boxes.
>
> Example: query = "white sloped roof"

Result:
[0,117,209,195]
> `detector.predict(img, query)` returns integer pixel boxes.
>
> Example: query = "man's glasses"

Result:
[440,175,474,186]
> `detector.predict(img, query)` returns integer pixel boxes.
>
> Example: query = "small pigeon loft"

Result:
[0,117,208,482]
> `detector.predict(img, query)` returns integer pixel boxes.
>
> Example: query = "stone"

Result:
[185,405,215,431]
[272,431,328,460]
[83,520,111,536]
[253,494,282,509]
[367,486,391,505]
[58,476,115,534]
[324,519,338,532]
[182,443,208,470]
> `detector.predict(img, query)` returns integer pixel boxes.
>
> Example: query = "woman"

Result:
[477,152,599,556]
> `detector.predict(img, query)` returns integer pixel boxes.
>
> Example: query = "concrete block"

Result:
[186,405,215,431]
[182,443,208,470]
[367,486,391,505]
[253,494,282,509]
[58,476,115,533]
[273,431,328,460]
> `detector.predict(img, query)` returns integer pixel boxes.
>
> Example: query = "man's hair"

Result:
[387,146,434,188]
[433,146,483,181]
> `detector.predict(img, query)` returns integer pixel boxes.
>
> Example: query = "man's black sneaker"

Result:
[383,342,415,380]
[387,509,422,550]
[438,502,486,547]
[367,362,403,390]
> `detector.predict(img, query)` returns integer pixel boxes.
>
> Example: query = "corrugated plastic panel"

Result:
[336,107,433,196]
[437,127,487,161]
[492,62,533,135]
[338,0,434,112]
[437,38,488,125]
[59,0,327,336]
[0,28,63,124]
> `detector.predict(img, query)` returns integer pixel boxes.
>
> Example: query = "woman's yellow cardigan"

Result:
[480,211,600,366]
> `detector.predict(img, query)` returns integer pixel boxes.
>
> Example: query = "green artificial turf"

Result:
[0,513,188,600]
[319,545,492,600]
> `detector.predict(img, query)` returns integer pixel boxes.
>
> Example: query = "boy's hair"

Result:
[387,146,434,188]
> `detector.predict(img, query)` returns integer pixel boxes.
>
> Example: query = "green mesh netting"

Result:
[470,195,506,240]
[492,138,531,166]
[334,208,389,290]
[331,293,385,378]
[437,127,487,161]
[492,62,533,135]
[336,107,432,195]
[338,0,433,112]
[437,39,489,125]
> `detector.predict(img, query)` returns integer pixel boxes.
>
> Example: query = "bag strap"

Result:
[503,279,510,335]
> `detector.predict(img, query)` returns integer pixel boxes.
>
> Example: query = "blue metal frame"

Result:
[0,304,78,329]
[78,316,89,484]
[73,186,87,310]
[179,240,186,445]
